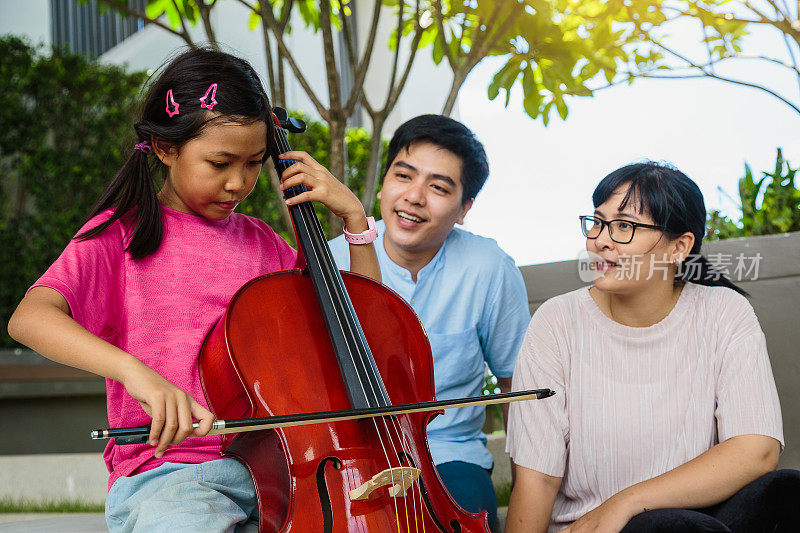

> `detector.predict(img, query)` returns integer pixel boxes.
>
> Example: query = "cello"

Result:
[199,108,490,532]
[92,108,553,528]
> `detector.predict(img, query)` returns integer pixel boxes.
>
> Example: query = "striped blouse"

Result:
[506,282,784,531]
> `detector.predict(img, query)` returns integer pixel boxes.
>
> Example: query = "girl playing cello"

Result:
[7,48,379,532]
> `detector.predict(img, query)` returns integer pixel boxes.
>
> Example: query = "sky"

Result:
[454,19,800,267]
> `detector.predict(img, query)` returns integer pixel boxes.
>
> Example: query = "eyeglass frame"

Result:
[578,215,665,244]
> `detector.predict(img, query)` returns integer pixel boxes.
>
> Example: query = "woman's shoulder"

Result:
[689,283,755,317]
[529,287,588,329]
[688,283,759,334]
[536,286,588,314]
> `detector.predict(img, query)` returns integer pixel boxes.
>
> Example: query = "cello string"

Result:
[384,416,423,532]
[378,415,411,531]
[277,120,437,531]
[389,416,426,532]
[274,124,406,529]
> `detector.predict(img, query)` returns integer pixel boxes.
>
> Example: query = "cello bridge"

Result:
[349,466,422,501]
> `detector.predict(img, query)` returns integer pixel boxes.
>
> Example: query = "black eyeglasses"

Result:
[579,215,664,244]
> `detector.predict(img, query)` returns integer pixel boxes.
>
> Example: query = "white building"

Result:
[0,0,456,133]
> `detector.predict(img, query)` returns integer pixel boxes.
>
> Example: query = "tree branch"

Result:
[441,0,522,114]
[95,0,195,46]
[782,30,800,95]
[169,0,194,41]
[340,1,359,69]
[386,1,406,100]
[233,0,328,118]
[344,0,383,114]
[637,72,800,113]
[196,0,219,47]
[728,53,800,74]
[433,0,456,68]
[764,0,790,20]
[319,0,343,118]
[472,0,521,68]
[385,3,423,112]
[257,4,279,104]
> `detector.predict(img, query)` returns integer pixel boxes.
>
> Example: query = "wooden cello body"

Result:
[197,110,489,532]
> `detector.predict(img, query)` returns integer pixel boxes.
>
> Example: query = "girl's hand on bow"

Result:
[278,151,369,233]
[122,361,215,458]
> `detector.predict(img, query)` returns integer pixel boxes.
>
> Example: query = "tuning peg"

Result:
[272,107,307,133]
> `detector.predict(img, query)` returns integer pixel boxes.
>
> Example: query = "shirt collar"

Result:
[376,220,454,282]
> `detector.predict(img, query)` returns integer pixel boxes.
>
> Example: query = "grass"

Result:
[0,482,512,513]
[495,480,512,507]
[0,498,104,513]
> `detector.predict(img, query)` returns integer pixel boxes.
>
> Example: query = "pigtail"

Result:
[75,137,163,259]
[676,252,749,297]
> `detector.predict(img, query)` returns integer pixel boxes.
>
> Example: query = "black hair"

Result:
[593,161,748,296]
[383,114,488,204]
[76,47,275,258]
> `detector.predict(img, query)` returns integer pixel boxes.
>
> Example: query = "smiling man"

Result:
[329,114,530,530]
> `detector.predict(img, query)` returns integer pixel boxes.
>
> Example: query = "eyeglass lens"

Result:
[581,217,635,244]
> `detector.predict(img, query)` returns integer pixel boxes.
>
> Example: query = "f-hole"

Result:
[397,452,461,533]
[316,456,343,533]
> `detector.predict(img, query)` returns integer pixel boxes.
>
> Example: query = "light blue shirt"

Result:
[329,220,530,468]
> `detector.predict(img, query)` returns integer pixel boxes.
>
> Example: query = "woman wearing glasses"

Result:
[505,162,798,532]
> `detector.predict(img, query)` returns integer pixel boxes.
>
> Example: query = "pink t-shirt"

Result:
[507,283,784,532]
[32,206,298,489]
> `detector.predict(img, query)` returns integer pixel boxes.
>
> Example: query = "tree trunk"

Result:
[361,115,386,216]
[266,165,293,240]
[260,20,279,106]
[327,117,347,235]
[277,56,287,107]
[442,69,469,116]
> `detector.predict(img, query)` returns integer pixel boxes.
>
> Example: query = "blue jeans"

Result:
[105,459,258,533]
[620,469,800,532]
[437,460,499,532]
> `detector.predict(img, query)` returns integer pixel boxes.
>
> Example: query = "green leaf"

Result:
[555,94,568,120]
[249,9,261,30]
[432,29,445,65]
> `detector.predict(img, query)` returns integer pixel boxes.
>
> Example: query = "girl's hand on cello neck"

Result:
[121,359,215,458]
[278,150,381,282]
[278,151,368,230]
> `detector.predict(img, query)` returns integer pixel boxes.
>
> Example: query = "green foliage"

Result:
[0,37,386,348]
[495,480,513,507]
[0,36,146,348]
[481,371,504,434]
[617,0,799,116]
[412,0,664,124]
[0,497,104,513]
[706,149,800,241]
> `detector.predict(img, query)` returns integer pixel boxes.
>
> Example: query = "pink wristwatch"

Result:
[343,216,378,244]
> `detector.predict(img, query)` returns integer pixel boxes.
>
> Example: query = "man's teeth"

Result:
[397,212,423,223]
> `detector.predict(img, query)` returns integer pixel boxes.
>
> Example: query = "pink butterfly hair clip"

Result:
[166,89,180,118]
[199,83,218,111]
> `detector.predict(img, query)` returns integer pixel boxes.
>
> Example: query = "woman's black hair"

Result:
[593,161,748,296]
[76,47,275,258]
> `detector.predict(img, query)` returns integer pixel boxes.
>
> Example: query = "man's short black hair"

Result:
[383,115,489,204]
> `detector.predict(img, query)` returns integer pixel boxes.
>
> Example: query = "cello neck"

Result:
[272,109,391,410]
